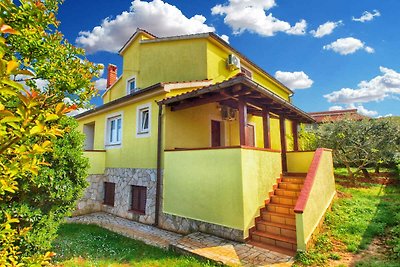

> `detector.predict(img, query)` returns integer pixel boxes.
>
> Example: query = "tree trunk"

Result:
[361,168,371,179]
[345,164,355,184]
[375,164,380,174]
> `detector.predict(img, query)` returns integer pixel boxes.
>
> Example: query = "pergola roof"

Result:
[159,74,315,124]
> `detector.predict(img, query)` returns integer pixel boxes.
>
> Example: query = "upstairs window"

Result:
[127,77,136,94]
[107,115,122,145]
[136,104,151,137]
[241,66,253,79]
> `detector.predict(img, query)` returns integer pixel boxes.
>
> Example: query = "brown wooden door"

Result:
[246,124,255,147]
[211,120,221,147]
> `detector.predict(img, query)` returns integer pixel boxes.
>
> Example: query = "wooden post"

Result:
[238,96,247,146]
[279,115,288,173]
[292,120,299,151]
[262,107,271,149]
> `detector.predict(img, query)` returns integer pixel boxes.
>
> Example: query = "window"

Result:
[103,182,115,206]
[241,66,253,79]
[107,115,122,145]
[127,77,136,94]
[83,122,95,150]
[136,104,151,137]
[131,186,146,214]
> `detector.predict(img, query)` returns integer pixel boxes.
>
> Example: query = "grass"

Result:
[51,223,217,267]
[295,171,400,266]
[334,167,397,178]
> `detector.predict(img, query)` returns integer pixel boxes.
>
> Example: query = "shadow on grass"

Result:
[52,223,216,267]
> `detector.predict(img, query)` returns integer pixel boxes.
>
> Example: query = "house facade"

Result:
[75,29,336,254]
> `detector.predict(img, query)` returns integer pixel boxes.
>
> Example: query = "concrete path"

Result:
[67,212,294,266]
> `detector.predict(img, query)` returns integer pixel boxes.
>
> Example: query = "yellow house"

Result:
[75,29,336,255]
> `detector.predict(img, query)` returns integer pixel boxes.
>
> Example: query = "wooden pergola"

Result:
[158,74,315,172]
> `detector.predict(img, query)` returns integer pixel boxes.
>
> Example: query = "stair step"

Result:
[251,230,297,251]
[256,220,296,239]
[284,173,307,177]
[282,177,305,184]
[247,240,296,256]
[262,211,296,226]
[278,182,303,191]
[271,195,297,205]
[275,188,301,197]
[267,203,295,215]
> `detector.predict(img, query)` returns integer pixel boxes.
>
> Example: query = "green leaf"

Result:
[1,79,23,91]
[45,113,59,122]
[30,125,44,135]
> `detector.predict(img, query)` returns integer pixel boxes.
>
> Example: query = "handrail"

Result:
[165,145,281,153]
[294,148,332,214]
[84,149,106,152]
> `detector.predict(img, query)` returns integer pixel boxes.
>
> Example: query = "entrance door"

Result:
[246,124,255,147]
[211,120,221,147]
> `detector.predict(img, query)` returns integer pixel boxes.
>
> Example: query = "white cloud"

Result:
[76,0,215,54]
[285,19,307,35]
[274,70,313,89]
[323,37,374,55]
[328,105,344,111]
[211,0,306,37]
[310,20,342,38]
[219,34,230,43]
[95,78,107,91]
[349,104,378,117]
[324,66,400,104]
[328,104,377,117]
[352,10,380,23]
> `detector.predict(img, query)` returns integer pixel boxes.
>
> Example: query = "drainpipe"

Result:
[154,102,163,227]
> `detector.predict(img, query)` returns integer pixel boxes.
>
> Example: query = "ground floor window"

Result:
[103,182,115,206]
[131,185,147,214]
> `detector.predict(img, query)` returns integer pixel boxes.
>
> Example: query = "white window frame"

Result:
[126,75,137,95]
[136,103,151,138]
[105,112,123,148]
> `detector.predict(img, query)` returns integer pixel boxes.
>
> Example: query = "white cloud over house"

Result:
[328,104,377,117]
[95,78,107,91]
[323,37,374,55]
[324,67,400,104]
[310,21,342,38]
[211,0,307,37]
[274,71,313,89]
[76,0,215,54]
[352,10,381,23]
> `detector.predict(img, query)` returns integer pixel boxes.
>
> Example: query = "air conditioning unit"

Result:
[226,54,241,70]
[221,105,236,121]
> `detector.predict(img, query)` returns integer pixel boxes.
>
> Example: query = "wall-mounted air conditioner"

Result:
[226,54,241,71]
[221,105,236,121]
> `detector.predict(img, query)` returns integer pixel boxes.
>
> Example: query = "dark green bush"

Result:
[0,116,88,256]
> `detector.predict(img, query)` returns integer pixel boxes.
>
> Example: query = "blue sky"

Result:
[58,0,400,117]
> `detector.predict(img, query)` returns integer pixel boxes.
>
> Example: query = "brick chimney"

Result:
[106,64,117,88]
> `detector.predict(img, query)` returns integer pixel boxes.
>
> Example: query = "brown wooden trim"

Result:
[238,95,247,146]
[129,209,145,215]
[262,108,271,149]
[165,145,281,153]
[279,115,287,173]
[84,149,106,152]
[286,150,316,153]
[240,146,281,153]
[292,120,299,151]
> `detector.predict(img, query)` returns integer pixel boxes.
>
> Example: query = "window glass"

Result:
[138,108,149,134]
[107,116,122,145]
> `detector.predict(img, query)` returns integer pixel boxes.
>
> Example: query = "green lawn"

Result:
[295,173,400,266]
[51,224,217,267]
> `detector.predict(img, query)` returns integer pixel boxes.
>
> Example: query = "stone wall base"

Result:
[75,168,244,243]
[159,212,244,242]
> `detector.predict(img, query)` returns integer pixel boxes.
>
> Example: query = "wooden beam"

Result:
[292,120,299,151]
[170,93,230,111]
[238,96,247,146]
[262,108,271,149]
[279,115,288,173]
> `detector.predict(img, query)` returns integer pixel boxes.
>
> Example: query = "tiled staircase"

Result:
[248,173,306,256]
